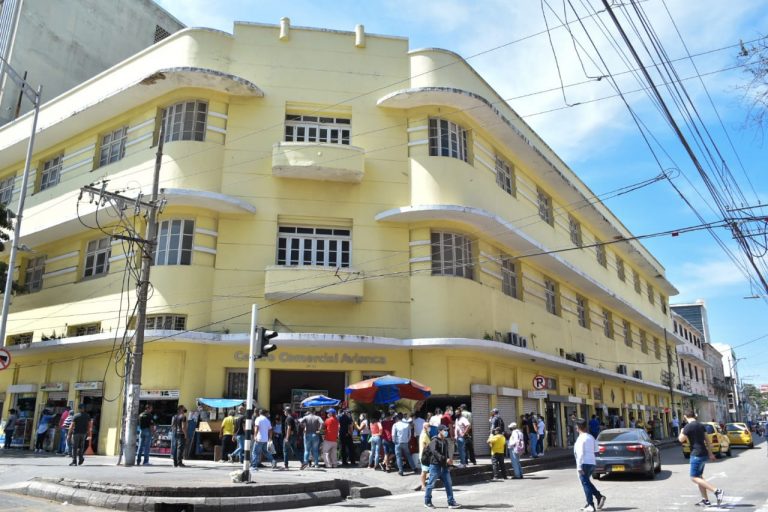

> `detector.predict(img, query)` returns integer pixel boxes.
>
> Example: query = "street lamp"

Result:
[0,55,42,345]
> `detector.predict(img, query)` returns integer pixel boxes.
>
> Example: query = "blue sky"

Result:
[156,0,768,385]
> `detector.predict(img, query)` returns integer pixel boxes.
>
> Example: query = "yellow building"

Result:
[0,20,682,456]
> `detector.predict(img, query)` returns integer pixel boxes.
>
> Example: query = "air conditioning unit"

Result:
[503,332,514,344]
[617,364,628,375]
[559,348,566,358]
[633,370,643,380]
[518,336,528,348]
[508,333,528,348]
[565,353,576,361]
[575,352,586,364]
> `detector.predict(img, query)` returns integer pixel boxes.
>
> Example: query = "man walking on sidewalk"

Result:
[678,410,725,507]
[574,418,606,512]
[68,404,90,466]
[423,425,461,509]
[170,405,187,467]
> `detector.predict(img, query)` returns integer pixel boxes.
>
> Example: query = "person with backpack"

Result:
[507,422,525,479]
[422,424,462,509]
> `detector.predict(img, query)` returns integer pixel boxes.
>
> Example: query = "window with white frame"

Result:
[640,330,648,353]
[83,237,111,278]
[40,155,62,191]
[647,282,655,304]
[569,215,582,247]
[431,231,473,279]
[543,277,559,315]
[99,126,128,167]
[537,187,554,226]
[633,269,641,293]
[500,256,518,299]
[146,314,187,330]
[0,174,14,205]
[428,118,468,162]
[277,226,351,268]
[154,219,194,266]
[616,256,626,282]
[161,100,207,142]
[576,295,589,328]
[603,309,614,339]
[623,319,632,347]
[6,332,33,346]
[68,323,100,337]
[24,256,45,293]
[284,114,351,145]
[495,155,515,195]
[596,242,607,268]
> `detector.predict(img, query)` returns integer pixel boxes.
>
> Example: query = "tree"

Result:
[741,383,768,415]
[738,37,768,136]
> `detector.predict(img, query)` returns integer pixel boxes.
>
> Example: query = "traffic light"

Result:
[258,327,278,358]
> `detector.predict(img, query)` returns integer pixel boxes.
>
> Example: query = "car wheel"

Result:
[646,459,656,480]
[726,447,732,457]
[715,450,722,459]
[655,454,662,473]
[749,442,754,449]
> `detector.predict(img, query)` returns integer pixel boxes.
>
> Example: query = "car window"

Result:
[704,425,715,434]
[597,430,640,442]
[726,424,744,432]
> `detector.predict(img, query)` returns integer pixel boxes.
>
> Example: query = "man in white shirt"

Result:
[454,413,471,468]
[537,415,546,456]
[251,409,276,470]
[573,418,605,512]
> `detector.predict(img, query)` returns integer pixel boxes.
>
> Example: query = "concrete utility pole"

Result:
[80,124,165,466]
[242,305,259,482]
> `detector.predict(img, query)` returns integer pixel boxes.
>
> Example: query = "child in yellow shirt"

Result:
[487,427,508,480]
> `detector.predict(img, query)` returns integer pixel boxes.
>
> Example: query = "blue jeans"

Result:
[251,441,274,468]
[457,436,467,465]
[425,464,456,506]
[283,435,297,466]
[579,464,602,507]
[369,435,382,467]
[230,434,245,462]
[303,432,320,467]
[395,442,414,472]
[137,428,152,464]
[58,428,69,454]
[529,432,538,457]
[508,449,523,478]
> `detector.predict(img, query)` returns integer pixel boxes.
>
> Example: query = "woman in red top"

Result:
[368,413,383,469]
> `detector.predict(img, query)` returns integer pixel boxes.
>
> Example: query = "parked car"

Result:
[594,428,661,479]
[725,422,754,448]
[682,422,731,458]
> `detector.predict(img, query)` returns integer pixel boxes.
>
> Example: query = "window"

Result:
[146,314,186,330]
[603,309,614,339]
[285,114,351,145]
[23,256,45,293]
[623,320,632,348]
[543,278,559,315]
[576,295,589,329]
[688,362,693,378]
[500,256,519,299]
[616,256,625,282]
[654,337,661,360]
[225,369,256,399]
[640,330,648,354]
[428,118,468,162]
[660,296,667,315]
[84,237,111,278]
[277,226,351,268]
[495,155,515,195]
[695,366,699,382]
[40,155,62,191]
[633,270,641,294]
[98,126,128,167]
[161,100,207,142]
[6,332,33,346]
[537,188,554,226]
[155,219,194,266]
[0,174,14,205]
[569,215,582,247]
[431,232,473,279]
[596,242,607,268]
[647,282,655,304]
[67,323,100,337]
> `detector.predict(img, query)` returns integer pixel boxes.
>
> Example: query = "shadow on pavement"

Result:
[454,504,514,510]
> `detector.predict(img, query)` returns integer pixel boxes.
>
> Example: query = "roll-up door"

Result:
[471,393,491,456]
[522,398,539,417]
[46,392,68,402]
[496,396,517,433]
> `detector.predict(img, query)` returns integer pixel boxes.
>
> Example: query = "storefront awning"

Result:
[198,398,243,409]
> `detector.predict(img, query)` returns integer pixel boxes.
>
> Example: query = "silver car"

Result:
[593,428,661,479]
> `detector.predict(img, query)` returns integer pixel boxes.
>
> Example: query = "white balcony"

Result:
[271,142,365,183]
[264,265,364,302]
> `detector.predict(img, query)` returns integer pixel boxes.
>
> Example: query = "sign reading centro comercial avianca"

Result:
[0,348,10,371]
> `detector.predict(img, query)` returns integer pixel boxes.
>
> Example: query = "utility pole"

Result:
[80,124,165,466]
[242,305,259,482]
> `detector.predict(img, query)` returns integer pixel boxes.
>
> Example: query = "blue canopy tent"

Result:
[197,398,245,409]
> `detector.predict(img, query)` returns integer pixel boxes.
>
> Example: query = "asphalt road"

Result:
[304,436,768,512]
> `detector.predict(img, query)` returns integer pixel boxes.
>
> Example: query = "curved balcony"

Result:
[271,142,365,183]
[264,265,364,302]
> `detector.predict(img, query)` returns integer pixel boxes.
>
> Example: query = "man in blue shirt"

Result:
[588,415,601,438]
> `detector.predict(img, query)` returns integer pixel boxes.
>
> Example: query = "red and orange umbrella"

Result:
[345,375,431,404]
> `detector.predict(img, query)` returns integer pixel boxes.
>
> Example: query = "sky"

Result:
[156,0,768,385]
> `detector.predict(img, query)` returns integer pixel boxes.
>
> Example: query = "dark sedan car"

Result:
[594,428,661,479]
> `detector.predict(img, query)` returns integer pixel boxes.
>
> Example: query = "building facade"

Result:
[712,343,742,422]
[671,312,711,417]
[703,343,729,423]
[0,0,183,126]
[0,21,680,455]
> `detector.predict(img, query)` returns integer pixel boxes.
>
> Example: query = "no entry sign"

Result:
[0,348,10,370]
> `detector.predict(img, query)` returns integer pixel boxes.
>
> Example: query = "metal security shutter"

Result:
[522,398,539,417]
[47,392,68,401]
[497,396,517,432]
[80,390,103,398]
[471,393,491,456]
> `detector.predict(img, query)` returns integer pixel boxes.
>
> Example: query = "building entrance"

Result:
[269,371,346,413]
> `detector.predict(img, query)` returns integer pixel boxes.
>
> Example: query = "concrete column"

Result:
[257,368,271,410]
